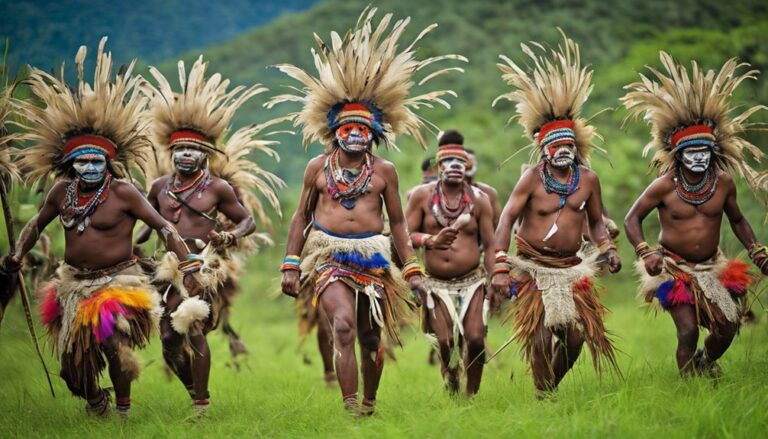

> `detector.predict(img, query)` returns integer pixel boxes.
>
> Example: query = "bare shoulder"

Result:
[716,169,735,189]
[579,165,599,184]
[516,165,539,190]
[475,181,497,196]
[373,156,397,178]
[46,180,69,204]
[210,175,236,193]
[409,182,434,202]
[148,175,170,196]
[473,186,492,212]
[303,154,326,183]
[112,179,143,198]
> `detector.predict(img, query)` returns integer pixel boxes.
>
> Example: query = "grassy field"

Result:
[1,248,767,438]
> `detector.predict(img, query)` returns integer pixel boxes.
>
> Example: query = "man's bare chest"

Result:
[530,184,590,216]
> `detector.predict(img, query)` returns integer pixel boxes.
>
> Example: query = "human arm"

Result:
[382,162,427,304]
[5,182,64,270]
[208,179,255,248]
[476,195,499,310]
[406,185,457,250]
[624,177,667,276]
[280,157,323,297]
[134,178,162,245]
[722,175,768,274]
[490,169,534,294]
[584,171,620,273]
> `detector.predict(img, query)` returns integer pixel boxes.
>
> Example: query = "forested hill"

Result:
[0,0,318,71]
[153,0,767,222]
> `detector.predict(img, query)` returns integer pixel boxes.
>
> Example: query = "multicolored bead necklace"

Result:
[539,161,580,209]
[325,147,374,210]
[674,165,717,205]
[60,172,112,233]
[164,169,212,222]
[431,181,473,228]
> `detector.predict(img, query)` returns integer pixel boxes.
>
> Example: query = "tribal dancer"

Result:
[271,7,465,414]
[139,56,282,413]
[622,52,768,377]
[3,38,199,417]
[490,32,621,398]
[406,135,497,396]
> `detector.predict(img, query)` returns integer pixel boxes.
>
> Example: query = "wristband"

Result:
[597,240,617,254]
[281,255,301,272]
[411,233,432,248]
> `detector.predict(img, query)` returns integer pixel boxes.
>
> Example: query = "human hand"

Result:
[606,249,622,273]
[643,252,663,276]
[407,274,428,306]
[491,272,511,298]
[427,228,458,250]
[281,270,300,298]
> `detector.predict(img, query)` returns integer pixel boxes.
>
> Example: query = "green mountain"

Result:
[0,0,318,71]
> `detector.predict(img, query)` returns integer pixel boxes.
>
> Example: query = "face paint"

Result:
[680,146,712,173]
[336,122,373,153]
[465,153,477,178]
[439,157,467,183]
[72,155,107,183]
[545,143,576,168]
[173,147,207,173]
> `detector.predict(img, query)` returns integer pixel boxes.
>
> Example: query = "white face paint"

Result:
[439,157,467,183]
[680,146,712,173]
[173,147,207,173]
[545,144,576,168]
[72,155,107,183]
[465,153,477,178]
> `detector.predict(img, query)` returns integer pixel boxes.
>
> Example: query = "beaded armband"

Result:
[597,239,617,254]
[634,241,661,260]
[748,244,768,271]
[402,255,423,280]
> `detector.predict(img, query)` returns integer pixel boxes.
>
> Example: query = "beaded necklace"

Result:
[164,169,212,222]
[60,172,112,233]
[431,181,473,228]
[674,165,717,205]
[539,161,580,209]
[325,147,374,209]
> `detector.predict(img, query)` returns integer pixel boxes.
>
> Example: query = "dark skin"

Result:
[624,166,765,375]
[281,144,427,408]
[140,147,256,402]
[6,168,196,404]
[491,157,620,395]
[406,170,496,397]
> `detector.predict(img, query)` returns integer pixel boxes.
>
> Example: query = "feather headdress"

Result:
[493,30,598,164]
[143,56,285,226]
[621,52,765,181]
[0,87,21,188]
[15,37,150,185]
[266,6,467,150]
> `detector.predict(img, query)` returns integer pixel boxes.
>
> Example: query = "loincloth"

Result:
[635,248,752,326]
[38,260,160,389]
[423,266,487,336]
[153,248,228,335]
[505,236,617,374]
[300,228,411,343]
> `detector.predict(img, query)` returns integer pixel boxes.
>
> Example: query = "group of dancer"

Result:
[0,7,766,419]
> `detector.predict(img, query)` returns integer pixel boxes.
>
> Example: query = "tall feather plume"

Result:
[142,56,285,230]
[266,6,467,150]
[0,86,22,188]
[493,29,598,164]
[621,52,766,185]
[15,37,150,185]
[142,55,268,171]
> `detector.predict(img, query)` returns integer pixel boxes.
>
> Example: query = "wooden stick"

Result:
[0,183,56,397]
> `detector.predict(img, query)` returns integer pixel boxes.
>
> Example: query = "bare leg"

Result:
[426,298,459,394]
[462,286,486,397]
[668,304,699,376]
[551,325,584,388]
[317,304,336,384]
[160,290,195,398]
[102,333,138,416]
[357,294,383,414]
[530,319,556,397]
[189,322,212,403]
[318,282,358,411]
[703,319,738,362]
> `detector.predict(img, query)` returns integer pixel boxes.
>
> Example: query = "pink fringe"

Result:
[667,279,694,306]
[93,300,129,343]
[38,284,61,325]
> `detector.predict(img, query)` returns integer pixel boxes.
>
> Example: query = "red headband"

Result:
[169,130,215,150]
[437,144,469,162]
[670,124,714,147]
[536,119,576,146]
[62,134,117,159]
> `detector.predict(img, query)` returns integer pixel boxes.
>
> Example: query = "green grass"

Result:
[1,249,767,438]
